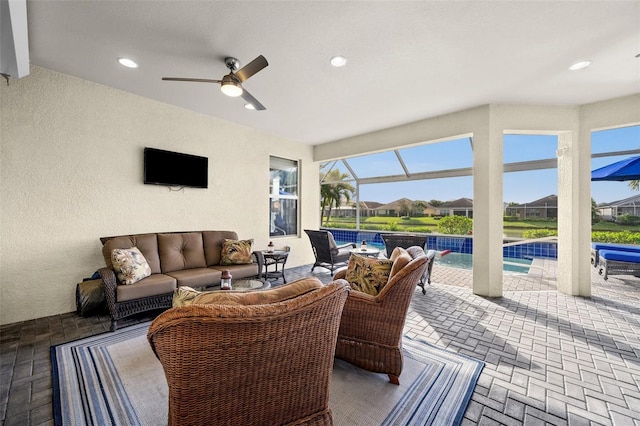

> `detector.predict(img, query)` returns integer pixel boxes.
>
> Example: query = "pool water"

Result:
[336,240,532,274]
[436,252,531,274]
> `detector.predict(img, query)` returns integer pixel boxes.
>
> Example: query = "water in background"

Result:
[337,240,532,273]
[435,252,531,274]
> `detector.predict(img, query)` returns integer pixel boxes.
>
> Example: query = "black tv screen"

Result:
[144,147,208,188]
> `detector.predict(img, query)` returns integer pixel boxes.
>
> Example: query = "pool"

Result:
[436,252,531,274]
[336,239,532,273]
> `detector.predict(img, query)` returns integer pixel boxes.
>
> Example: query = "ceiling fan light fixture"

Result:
[220,74,243,97]
[221,81,243,97]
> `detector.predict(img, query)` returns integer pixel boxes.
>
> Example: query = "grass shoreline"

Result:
[323,216,640,238]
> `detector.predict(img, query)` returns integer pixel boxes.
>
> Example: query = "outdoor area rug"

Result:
[51,322,484,426]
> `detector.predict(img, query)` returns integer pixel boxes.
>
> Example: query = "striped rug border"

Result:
[52,322,483,426]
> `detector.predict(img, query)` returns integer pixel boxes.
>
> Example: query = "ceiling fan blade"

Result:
[235,55,268,82]
[240,88,266,111]
[162,77,222,83]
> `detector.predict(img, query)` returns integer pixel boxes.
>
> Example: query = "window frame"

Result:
[269,156,300,238]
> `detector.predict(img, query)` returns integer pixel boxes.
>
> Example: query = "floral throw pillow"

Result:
[111,247,151,285]
[345,254,393,296]
[220,239,254,265]
[172,286,201,307]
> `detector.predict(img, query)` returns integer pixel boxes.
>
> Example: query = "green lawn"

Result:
[591,221,640,232]
[323,216,639,237]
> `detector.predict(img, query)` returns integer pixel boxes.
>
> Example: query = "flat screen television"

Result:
[144,147,208,188]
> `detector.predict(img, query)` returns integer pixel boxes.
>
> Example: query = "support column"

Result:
[557,132,591,296]
[472,113,504,297]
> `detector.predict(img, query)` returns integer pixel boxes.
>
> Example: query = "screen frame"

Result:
[143,147,209,189]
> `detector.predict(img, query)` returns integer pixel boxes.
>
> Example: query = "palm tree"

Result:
[629,180,639,191]
[320,170,355,225]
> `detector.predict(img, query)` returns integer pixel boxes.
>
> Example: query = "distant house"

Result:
[374,198,435,217]
[419,201,438,217]
[438,198,474,218]
[596,194,640,219]
[376,198,415,216]
[356,201,383,217]
[505,195,557,219]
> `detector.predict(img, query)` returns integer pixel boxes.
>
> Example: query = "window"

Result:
[269,156,299,237]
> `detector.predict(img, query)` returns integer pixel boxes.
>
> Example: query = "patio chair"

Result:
[304,229,356,273]
[334,246,429,385]
[597,249,640,280]
[148,280,350,426]
[381,233,435,294]
[590,242,640,267]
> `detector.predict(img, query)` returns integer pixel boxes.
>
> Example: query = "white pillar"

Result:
[557,131,591,296]
[472,114,504,297]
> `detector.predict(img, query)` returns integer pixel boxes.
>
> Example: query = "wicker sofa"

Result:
[98,230,262,331]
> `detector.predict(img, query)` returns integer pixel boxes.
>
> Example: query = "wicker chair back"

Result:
[148,281,349,426]
[334,246,428,385]
[381,234,434,293]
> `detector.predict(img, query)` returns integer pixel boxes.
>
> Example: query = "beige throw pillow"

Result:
[389,247,412,279]
[110,247,151,285]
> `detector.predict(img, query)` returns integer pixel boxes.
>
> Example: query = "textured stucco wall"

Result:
[0,66,316,325]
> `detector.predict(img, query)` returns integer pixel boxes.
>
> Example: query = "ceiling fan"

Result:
[162,55,269,110]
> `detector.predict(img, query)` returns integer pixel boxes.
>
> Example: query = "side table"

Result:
[260,249,290,283]
[349,247,381,258]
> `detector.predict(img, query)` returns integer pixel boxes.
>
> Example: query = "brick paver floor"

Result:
[408,260,640,425]
[1,259,639,425]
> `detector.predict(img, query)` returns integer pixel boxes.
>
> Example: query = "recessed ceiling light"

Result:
[244,103,256,110]
[569,60,591,71]
[118,58,138,69]
[330,56,347,67]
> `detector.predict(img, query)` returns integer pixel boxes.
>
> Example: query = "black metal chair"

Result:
[304,230,356,273]
[380,233,435,294]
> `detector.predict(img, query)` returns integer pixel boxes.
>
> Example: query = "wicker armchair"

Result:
[304,229,356,273]
[147,281,350,426]
[381,233,435,294]
[334,246,428,385]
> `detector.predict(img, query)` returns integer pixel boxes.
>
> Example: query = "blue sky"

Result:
[347,125,640,205]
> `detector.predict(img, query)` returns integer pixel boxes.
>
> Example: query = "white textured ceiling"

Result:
[26,1,640,145]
